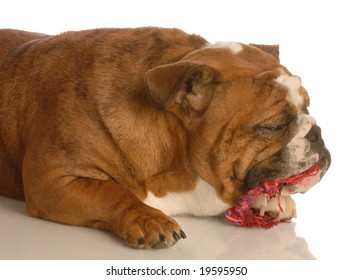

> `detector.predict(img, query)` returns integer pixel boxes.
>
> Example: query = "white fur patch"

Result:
[287,114,317,159]
[143,178,230,216]
[285,114,318,175]
[275,71,318,171]
[295,114,317,138]
[275,71,303,108]
[206,41,243,55]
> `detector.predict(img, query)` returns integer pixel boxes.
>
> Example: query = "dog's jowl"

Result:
[0,28,330,249]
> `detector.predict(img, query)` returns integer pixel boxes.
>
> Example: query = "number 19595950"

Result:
[200,266,247,276]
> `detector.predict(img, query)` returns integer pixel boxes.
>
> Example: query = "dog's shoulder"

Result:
[0,29,48,63]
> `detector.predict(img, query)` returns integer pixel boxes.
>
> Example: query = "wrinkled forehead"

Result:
[184,41,280,78]
[186,42,310,111]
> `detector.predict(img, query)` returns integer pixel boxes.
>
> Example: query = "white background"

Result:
[1,0,352,277]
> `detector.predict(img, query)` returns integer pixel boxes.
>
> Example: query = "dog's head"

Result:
[145,42,331,203]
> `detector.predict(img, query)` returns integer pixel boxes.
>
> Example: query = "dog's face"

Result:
[145,43,331,203]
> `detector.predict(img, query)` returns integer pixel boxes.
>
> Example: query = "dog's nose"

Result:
[306,124,322,142]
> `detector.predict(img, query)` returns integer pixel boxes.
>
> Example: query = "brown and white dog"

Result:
[0,27,330,249]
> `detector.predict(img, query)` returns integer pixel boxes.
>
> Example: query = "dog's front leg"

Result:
[23,176,185,249]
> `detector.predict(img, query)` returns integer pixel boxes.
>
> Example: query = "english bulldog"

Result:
[0,27,330,249]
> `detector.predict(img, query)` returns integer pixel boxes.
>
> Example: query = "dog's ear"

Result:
[145,61,219,115]
[250,44,280,62]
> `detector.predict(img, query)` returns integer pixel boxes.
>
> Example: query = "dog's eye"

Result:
[259,123,287,132]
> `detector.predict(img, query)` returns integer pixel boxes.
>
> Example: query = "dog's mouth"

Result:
[226,150,330,228]
[279,148,331,195]
[225,162,322,228]
[276,162,322,195]
[247,147,331,195]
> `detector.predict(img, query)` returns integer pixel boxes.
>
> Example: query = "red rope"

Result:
[225,163,320,229]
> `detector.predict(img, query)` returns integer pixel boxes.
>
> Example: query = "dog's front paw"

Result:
[112,204,186,249]
[251,194,297,221]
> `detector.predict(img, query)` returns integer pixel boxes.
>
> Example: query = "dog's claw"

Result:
[159,234,167,243]
[173,231,180,241]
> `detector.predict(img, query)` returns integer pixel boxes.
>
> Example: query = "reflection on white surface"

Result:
[0,196,314,260]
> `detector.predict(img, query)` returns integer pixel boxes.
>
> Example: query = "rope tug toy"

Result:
[225,163,320,229]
